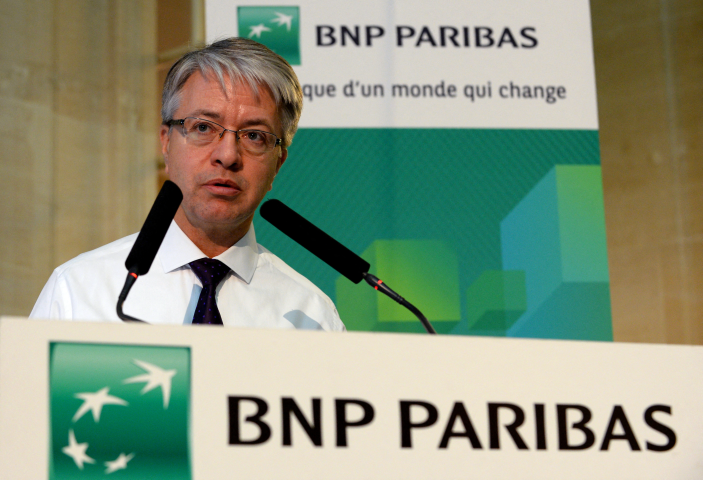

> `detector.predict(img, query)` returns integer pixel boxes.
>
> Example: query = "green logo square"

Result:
[49,343,191,479]
[238,6,301,65]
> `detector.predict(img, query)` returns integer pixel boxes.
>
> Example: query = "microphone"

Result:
[260,199,370,284]
[125,180,184,275]
[260,199,436,334]
[117,180,183,323]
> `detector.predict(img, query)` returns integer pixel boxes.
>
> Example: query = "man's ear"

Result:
[275,147,288,175]
[268,147,288,192]
[159,124,171,173]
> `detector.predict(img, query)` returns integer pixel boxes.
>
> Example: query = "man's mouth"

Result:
[204,179,241,196]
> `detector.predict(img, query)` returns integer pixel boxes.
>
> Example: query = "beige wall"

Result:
[592,0,703,344]
[0,1,158,315]
[1,1,701,345]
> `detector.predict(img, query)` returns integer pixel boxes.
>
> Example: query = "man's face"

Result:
[160,72,287,243]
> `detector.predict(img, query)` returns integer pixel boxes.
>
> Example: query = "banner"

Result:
[2,318,702,479]
[205,0,611,340]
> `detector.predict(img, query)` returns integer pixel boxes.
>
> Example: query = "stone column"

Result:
[0,0,158,315]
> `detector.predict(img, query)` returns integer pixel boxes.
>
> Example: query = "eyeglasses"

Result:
[166,117,282,155]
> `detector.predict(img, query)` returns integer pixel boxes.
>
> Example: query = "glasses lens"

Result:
[237,130,276,155]
[182,118,220,145]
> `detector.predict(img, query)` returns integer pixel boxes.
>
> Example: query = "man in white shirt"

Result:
[30,38,344,331]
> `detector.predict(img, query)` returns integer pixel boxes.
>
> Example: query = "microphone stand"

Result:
[116,268,146,323]
[362,272,437,334]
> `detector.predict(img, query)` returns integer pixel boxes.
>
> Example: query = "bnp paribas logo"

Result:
[49,343,191,479]
[238,6,301,65]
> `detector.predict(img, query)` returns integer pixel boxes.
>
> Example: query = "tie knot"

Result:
[189,258,230,288]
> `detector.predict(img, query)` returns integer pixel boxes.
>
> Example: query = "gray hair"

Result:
[161,37,303,147]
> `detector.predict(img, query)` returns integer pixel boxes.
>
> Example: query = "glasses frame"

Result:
[165,117,282,153]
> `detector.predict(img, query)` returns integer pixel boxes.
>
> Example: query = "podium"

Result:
[1,316,702,479]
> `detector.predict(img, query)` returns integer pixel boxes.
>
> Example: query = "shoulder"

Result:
[30,234,139,320]
[255,244,346,331]
[52,233,138,278]
[256,244,326,297]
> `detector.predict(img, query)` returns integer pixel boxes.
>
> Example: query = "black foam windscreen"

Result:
[260,199,370,284]
[125,180,183,275]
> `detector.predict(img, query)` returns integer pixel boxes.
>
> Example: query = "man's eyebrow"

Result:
[188,109,223,121]
[238,118,276,133]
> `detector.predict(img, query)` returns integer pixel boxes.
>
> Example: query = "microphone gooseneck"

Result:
[260,199,436,334]
[361,273,436,334]
[117,180,183,323]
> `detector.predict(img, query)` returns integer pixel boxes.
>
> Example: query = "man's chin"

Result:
[178,206,253,233]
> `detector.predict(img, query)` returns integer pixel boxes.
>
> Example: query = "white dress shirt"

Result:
[30,221,345,331]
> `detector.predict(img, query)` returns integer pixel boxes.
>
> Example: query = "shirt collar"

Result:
[158,221,259,284]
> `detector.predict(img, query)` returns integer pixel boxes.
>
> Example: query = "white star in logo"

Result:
[271,12,293,31]
[105,452,135,474]
[123,359,177,409]
[248,23,271,38]
[62,429,95,469]
[73,387,128,423]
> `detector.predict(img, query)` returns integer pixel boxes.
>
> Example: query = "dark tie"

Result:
[189,258,231,325]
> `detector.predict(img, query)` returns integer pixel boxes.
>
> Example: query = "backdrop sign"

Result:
[206,0,610,340]
[2,318,703,479]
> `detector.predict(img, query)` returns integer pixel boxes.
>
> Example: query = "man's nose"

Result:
[211,130,242,168]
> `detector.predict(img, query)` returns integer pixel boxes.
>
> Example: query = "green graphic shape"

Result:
[49,343,191,479]
[452,270,526,336]
[336,239,461,333]
[501,165,612,340]
[255,128,610,339]
[238,6,300,65]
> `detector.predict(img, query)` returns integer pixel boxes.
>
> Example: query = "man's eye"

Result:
[245,131,263,141]
[194,122,213,133]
